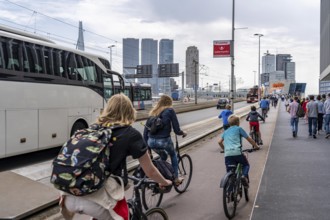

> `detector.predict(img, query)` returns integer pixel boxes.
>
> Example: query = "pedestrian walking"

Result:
[322,94,327,131]
[323,93,330,139]
[306,95,318,139]
[287,96,300,137]
[284,98,290,111]
[316,95,324,134]
[302,97,309,123]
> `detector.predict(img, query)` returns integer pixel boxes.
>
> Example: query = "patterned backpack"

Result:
[50,124,118,196]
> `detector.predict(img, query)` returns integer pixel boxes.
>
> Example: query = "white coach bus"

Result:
[0,25,124,158]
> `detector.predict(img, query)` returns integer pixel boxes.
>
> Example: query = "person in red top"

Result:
[301,97,309,123]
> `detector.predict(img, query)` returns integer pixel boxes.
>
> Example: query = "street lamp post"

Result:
[254,33,263,100]
[108,45,115,69]
[193,59,198,104]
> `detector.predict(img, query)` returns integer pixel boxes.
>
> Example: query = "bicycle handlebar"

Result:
[127,175,157,189]
[127,175,172,193]
[242,148,259,153]
[220,148,259,154]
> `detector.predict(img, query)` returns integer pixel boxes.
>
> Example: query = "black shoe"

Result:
[326,134,330,139]
[292,131,295,137]
[313,135,316,139]
[259,140,263,145]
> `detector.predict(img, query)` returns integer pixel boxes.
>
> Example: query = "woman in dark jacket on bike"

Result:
[143,95,187,186]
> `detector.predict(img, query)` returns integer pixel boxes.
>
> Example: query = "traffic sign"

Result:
[213,40,232,58]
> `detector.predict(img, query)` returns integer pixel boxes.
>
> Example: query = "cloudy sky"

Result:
[0,0,320,94]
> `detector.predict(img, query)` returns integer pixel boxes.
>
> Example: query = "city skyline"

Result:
[0,0,320,95]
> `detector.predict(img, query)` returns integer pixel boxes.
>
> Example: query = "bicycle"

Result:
[126,175,169,220]
[250,125,259,145]
[220,148,258,219]
[141,134,193,210]
[246,117,264,145]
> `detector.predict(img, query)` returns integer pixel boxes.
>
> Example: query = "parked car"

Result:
[217,98,230,109]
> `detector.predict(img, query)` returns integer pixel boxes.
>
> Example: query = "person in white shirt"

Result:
[287,96,299,137]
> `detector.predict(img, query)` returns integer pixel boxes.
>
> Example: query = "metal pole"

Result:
[194,60,198,104]
[231,0,235,113]
[254,34,263,100]
[108,45,115,69]
[258,36,260,100]
[182,71,184,102]
[110,47,113,67]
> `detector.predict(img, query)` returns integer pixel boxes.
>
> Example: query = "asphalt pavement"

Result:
[252,102,330,220]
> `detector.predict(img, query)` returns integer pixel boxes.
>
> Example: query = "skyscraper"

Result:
[123,38,139,82]
[141,38,158,95]
[276,54,295,80]
[159,39,174,95]
[320,0,330,94]
[186,46,199,89]
[261,51,275,85]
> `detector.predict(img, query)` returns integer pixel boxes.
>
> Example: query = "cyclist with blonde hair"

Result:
[143,94,187,186]
[59,93,171,220]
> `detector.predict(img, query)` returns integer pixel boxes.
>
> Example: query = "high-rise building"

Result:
[159,39,173,95]
[123,38,139,82]
[141,38,158,95]
[276,54,295,80]
[261,51,275,85]
[286,62,295,81]
[320,0,330,94]
[262,53,295,95]
[262,52,276,74]
[186,46,199,89]
[276,54,291,71]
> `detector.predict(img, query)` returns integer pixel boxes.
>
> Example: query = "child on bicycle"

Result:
[218,115,259,188]
[246,105,265,145]
[218,104,233,130]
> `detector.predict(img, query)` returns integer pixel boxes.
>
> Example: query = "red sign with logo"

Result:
[213,40,232,58]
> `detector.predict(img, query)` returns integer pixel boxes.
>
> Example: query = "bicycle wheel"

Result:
[250,130,257,144]
[174,154,193,193]
[145,207,169,220]
[262,109,267,121]
[141,183,163,210]
[223,175,237,219]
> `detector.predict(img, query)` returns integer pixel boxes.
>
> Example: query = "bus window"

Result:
[82,56,99,84]
[124,87,131,98]
[53,49,63,77]
[7,39,20,71]
[67,53,77,80]
[25,44,36,73]
[44,47,51,75]
[34,45,44,74]
[103,76,113,100]
[134,88,140,101]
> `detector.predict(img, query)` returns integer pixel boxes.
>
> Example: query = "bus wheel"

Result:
[71,121,87,136]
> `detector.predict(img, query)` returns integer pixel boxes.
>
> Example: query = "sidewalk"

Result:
[252,103,330,220]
